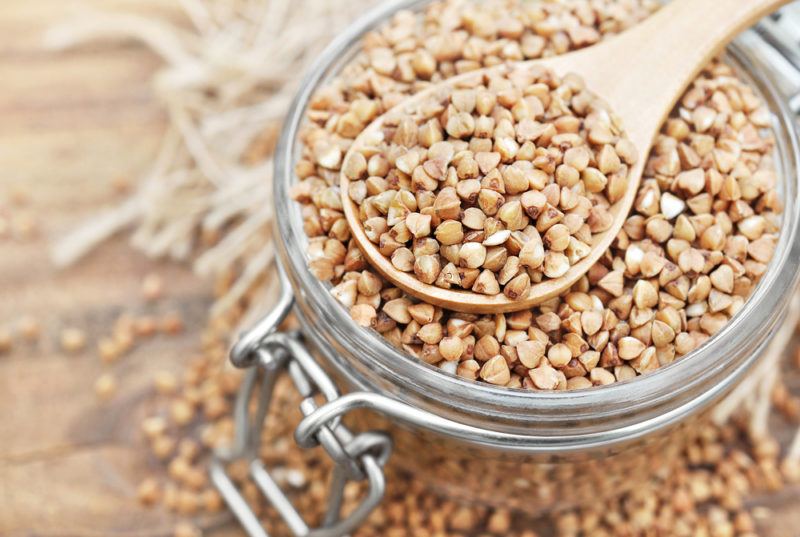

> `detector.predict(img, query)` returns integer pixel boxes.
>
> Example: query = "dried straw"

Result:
[47,0,375,315]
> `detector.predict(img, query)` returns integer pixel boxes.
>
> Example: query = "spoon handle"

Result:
[549,0,792,146]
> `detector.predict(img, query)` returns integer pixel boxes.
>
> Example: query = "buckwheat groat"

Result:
[291,0,780,390]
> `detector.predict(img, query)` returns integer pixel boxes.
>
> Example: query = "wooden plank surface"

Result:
[0,1,798,536]
[0,1,224,535]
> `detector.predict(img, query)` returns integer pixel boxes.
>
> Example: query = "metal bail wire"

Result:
[211,263,392,537]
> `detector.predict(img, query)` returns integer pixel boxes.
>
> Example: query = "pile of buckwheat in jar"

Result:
[291,0,782,391]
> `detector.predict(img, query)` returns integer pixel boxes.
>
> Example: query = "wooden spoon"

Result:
[340,0,788,314]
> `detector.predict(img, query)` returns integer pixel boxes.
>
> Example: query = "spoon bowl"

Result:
[341,0,788,314]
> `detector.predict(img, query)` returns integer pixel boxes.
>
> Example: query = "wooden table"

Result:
[0,1,798,536]
[0,1,224,535]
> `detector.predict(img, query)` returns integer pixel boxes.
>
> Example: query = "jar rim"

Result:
[272,0,800,445]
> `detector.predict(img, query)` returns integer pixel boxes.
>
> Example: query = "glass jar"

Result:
[214,2,800,535]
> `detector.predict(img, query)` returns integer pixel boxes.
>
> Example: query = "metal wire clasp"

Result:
[212,271,392,537]
[229,264,295,369]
